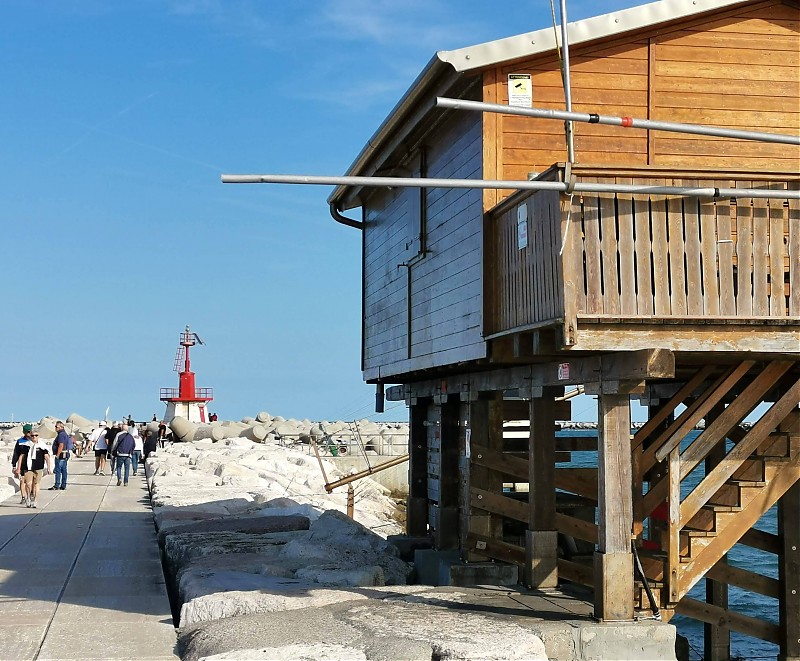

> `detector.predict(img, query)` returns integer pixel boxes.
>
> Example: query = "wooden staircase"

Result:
[633,361,800,643]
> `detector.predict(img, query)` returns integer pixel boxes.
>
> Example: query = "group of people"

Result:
[9,418,171,505]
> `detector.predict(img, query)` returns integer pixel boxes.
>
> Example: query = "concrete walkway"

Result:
[0,454,179,661]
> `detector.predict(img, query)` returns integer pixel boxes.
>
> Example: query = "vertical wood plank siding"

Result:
[485,188,563,335]
[483,1,799,192]
[487,173,798,336]
[363,111,486,378]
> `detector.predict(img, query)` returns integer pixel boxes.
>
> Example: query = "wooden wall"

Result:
[483,0,799,204]
[362,109,487,381]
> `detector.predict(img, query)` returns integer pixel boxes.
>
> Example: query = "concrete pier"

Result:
[0,456,178,660]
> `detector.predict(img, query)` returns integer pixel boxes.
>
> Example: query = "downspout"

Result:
[329,202,363,230]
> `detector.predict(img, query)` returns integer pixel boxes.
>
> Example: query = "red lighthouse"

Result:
[160,325,214,423]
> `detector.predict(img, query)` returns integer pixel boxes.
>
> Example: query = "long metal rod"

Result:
[559,0,575,163]
[221,173,800,200]
[324,453,410,493]
[436,96,800,146]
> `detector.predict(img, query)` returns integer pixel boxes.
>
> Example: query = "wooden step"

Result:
[682,526,717,538]
[703,503,742,513]
[728,478,766,488]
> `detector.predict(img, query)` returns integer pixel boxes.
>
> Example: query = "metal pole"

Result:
[436,96,800,146]
[221,173,800,200]
[324,453,410,493]
[559,0,575,163]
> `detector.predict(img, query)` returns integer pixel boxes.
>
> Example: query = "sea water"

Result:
[562,429,779,661]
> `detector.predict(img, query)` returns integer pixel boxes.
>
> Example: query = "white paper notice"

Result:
[517,204,528,249]
[508,73,532,107]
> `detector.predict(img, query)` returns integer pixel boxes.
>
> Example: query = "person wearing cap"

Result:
[15,429,52,508]
[11,424,34,504]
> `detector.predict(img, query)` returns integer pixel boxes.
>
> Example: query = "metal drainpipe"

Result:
[329,202,363,230]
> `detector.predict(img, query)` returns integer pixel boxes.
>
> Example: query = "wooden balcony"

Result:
[485,165,799,355]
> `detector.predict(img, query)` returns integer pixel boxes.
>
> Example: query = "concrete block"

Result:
[449,562,518,587]
[574,621,677,661]
[413,549,461,586]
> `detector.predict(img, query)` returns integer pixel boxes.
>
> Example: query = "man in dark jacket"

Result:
[50,421,72,491]
[113,424,136,486]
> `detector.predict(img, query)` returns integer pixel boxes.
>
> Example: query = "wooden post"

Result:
[525,387,558,588]
[705,405,730,661]
[407,399,430,537]
[347,484,354,519]
[435,396,460,550]
[779,480,800,661]
[466,392,503,561]
[594,390,634,621]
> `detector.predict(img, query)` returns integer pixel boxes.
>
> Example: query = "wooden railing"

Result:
[485,166,800,340]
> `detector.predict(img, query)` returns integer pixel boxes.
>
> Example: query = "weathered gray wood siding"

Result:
[362,110,487,381]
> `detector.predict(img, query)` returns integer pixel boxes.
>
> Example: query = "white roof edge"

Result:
[438,0,752,72]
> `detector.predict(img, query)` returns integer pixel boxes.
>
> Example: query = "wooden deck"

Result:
[486,165,800,355]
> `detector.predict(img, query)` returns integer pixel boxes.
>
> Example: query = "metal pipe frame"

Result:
[222,173,800,200]
[559,0,576,163]
[436,96,800,146]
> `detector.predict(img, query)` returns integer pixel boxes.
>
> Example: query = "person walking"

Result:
[50,420,73,491]
[16,430,52,508]
[157,420,167,449]
[106,421,121,473]
[113,424,135,486]
[143,430,158,462]
[131,424,143,476]
[11,424,34,504]
[94,424,109,475]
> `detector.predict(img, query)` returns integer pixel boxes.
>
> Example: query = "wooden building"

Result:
[327,0,800,658]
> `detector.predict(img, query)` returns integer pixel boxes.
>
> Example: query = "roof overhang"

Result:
[328,0,754,210]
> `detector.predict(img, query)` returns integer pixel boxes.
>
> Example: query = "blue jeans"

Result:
[116,456,131,484]
[131,450,141,474]
[54,458,68,488]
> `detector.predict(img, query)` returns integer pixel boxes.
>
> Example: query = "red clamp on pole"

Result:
[621,116,634,128]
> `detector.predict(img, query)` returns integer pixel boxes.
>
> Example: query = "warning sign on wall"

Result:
[508,73,532,107]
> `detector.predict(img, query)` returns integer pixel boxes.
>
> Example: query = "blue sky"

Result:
[1,0,643,423]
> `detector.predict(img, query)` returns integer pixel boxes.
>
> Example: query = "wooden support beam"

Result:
[779,481,800,661]
[681,378,800,528]
[466,393,504,560]
[465,532,525,566]
[435,397,460,550]
[471,443,528,481]
[676,597,781,645]
[595,392,634,621]
[555,468,598,501]
[526,392,558,589]
[555,512,599,545]
[470,486,528,523]
[631,365,715,452]
[385,349,675,401]
[706,561,780,599]
[558,558,594,588]
[407,400,430,537]
[705,415,731,661]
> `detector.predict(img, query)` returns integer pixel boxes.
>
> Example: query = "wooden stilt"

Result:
[779,479,800,661]
[704,404,730,661]
[466,392,504,561]
[435,396,460,550]
[407,399,430,537]
[594,390,634,621]
[525,387,558,589]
